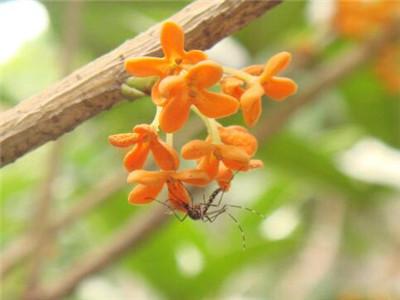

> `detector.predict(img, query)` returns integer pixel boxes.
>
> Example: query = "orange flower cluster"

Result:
[109,21,297,211]
[333,0,399,39]
[333,0,400,94]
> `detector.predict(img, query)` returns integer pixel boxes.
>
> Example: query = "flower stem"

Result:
[192,107,221,144]
[150,106,162,132]
[166,133,174,147]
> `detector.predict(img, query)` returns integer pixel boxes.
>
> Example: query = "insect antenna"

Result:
[227,212,246,251]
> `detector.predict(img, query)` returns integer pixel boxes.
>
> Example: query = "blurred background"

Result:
[0,1,399,300]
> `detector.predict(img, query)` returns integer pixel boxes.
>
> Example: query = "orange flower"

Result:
[181,139,250,180]
[222,52,297,127]
[333,0,400,39]
[109,124,179,171]
[218,125,258,157]
[124,21,207,105]
[157,60,240,132]
[127,169,209,210]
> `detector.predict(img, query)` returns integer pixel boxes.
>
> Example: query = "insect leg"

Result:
[227,212,246,251]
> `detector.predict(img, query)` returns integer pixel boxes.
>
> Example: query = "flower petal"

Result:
[127,169,168,185]
[243,64,263,75]
[151,80,168,106]
[218,126,258,156]
[181,140,213,160]
[128,183,164,204]
[216,164,234,191]
[151,139,180,170]
[125,57,169,77]
[197,154,219,180]
[240,83,264,127]
[161,21,185,60]
[159,95,191,133]
[216,144,250,170]
[186,60,223,88]
[167,180,191,210]
[108,133,139,147]
[172,169,210,186]
[260,51,292,82]
[263,77,298,101]
[158,75,187,97]
[184,49,208,64]
[195,90,239,118]
[123,142,150,171]
[221,77,244,99]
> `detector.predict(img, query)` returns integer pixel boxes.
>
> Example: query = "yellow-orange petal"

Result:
[221,77,244,99]
[158,75,187,97]
[123,142,150,171]
[125,57,169,77]
[133,124,155,136]
[181,140,213,160]
[172,169,210,186]
[215,164,234,191]
[260,52,292,82]
[218,126,258,156]
[151,139,180,170]
[248,159,264,169]
[108,133,140,147]
[151,80,168,106]
[184,49,208,64]
[195,90,239,118]
[243,64,263,75]
[128,183,164,204]
[197,154,219,180]
[159,95,191,133]
[240,83,264,127]
[167,180,191,210]
[263,77,298,101]
[161,21,185,60]
[216,144,250,170]
[186,60,223,88]
[127,169,168,185]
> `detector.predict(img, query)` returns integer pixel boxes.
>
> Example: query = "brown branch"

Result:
[0,172,125,278]
[255,20,400,141]
[0,0,281,167]
[30,206,170,300]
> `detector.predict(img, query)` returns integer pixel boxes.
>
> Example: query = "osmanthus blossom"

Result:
[109,124,179,171]
[109,21,298,211]
[221,52,297,126]
[127,169,209,210]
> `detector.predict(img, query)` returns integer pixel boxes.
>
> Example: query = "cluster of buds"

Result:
[109,21,297,211]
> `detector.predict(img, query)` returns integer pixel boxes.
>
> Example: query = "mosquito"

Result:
[156,175,265,250]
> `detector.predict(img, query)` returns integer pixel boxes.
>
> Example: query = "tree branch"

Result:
[0,0,281,167]
[0,172,125,278]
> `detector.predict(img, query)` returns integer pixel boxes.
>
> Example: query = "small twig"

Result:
[29,206,170,300]
[0,172,125,278]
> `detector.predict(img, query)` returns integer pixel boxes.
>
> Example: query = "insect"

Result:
[156,175,264,250]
